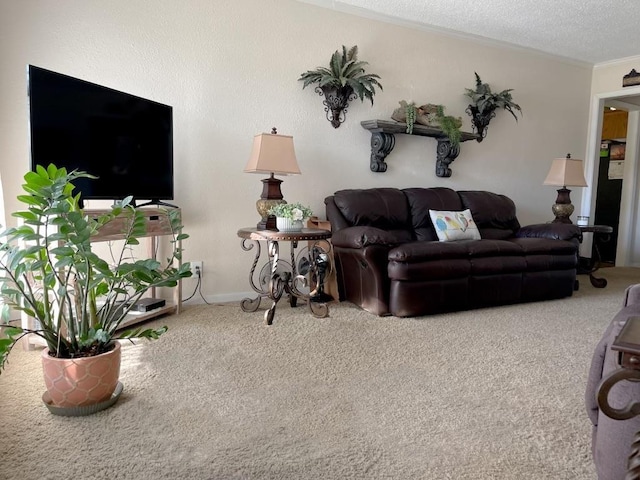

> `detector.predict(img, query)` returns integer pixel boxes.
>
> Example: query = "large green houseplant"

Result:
[298,45,383,128]
[0,165,191,380]
[464,72,522,142]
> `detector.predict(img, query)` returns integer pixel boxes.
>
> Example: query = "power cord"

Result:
[182,265,214,305]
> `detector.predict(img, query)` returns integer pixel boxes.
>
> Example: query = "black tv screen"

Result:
[28,65,173,203]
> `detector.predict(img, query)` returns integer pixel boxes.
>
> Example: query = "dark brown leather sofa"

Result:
[325,187,582,317]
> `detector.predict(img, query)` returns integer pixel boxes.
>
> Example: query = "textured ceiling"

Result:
[300,0,640,65]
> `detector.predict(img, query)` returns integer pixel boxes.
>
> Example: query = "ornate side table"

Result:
[578,224,613,288]
[237,227,332,325]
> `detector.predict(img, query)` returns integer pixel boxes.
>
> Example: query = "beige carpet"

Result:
[2,268,640,479]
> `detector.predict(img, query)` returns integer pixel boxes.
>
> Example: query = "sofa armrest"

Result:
[331,226,409,249]
[515,223,582,243]
[624,284,640,307]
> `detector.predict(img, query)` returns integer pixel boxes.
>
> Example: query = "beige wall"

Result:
[0,0,593,302]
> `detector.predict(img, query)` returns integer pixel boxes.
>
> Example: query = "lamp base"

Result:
[255,174,286,231]
[551,205,574,223]
[256,198,284,230]
[551,187,574,224]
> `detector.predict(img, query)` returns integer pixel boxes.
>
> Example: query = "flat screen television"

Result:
[27,65,174,206]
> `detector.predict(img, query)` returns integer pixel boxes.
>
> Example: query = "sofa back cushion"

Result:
[458,190,521,239]
[403,188,463,241]
[332,188,412,236]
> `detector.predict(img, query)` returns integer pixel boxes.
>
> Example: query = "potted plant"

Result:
[268,202,313,232]
[298,45,383,128]
[0,164,191,413]
[464,72,522,141]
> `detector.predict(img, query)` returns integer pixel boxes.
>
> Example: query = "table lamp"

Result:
[543,153,588,224]
[244,128,301,230]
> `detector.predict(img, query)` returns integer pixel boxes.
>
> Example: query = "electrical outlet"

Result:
[189,261,203,277]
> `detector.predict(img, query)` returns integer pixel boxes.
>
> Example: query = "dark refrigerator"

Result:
[592,140,624,264]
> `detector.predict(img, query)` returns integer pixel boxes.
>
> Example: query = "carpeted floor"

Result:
[2,267,640,479]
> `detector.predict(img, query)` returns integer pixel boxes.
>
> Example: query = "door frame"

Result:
[583,86,640,266]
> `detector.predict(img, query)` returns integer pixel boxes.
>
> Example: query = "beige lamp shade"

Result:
[244,131,301,175]
[543,154,588,187]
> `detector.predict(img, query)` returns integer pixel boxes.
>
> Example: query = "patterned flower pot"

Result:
[276,217,303,232]
[41,341,121,408]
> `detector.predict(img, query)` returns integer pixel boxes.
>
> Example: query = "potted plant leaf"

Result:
[298,45,383,128]
[0,164,191,413]
[464,72,522,141]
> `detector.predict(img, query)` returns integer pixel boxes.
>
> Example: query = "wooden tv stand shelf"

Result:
[22,206,183,349]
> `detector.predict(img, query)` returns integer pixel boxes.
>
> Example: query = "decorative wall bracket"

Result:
[360,120,478,177]
[317,85,357,128]
[465,105,496,142]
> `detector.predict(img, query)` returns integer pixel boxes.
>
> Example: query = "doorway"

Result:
[593,108,627,264]
[584,90,640,267]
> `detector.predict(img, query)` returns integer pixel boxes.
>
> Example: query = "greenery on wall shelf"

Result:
[464,72,522,142]
[298,45,383,128]
[435,105,462,147]
[391,101,463,146]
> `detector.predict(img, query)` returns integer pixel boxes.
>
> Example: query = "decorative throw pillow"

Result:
[428,209,481,242]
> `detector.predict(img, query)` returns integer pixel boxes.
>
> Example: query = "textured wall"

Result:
[0,0,592,301]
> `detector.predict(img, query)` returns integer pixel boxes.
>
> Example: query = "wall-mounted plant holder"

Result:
[317,85,357,128]
[298,45,382,129]
[463,72,521,143]
[465,105,497,142]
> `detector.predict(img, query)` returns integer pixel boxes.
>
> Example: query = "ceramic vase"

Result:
[276,217,303,232]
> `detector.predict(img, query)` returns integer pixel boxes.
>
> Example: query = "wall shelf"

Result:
[361,119,479,177]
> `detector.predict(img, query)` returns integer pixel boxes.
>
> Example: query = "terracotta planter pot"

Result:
[41,342,121,407]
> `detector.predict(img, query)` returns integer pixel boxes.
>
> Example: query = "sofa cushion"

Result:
[388,240,469,262]
[516,223,583,243]
[508,237,577,255]
[389,258,471,281]
[458,190,521,238]
[403,187,463,241]
[429,209,481,242]
[466,239,524,257]
[388,239,522,263]
[333,188,411,231]
[523,254,577,271]
[470,256,526,274]
[331,226,413,248]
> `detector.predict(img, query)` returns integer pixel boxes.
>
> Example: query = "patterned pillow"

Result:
[428,209,481,242]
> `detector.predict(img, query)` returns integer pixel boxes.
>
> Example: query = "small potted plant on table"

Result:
[268,203,313,232]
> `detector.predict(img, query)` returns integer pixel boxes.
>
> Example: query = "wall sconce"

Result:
[244,128,301,230]
[465,105,496,142]
[316,85,357,128]
[543,153,588,224]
